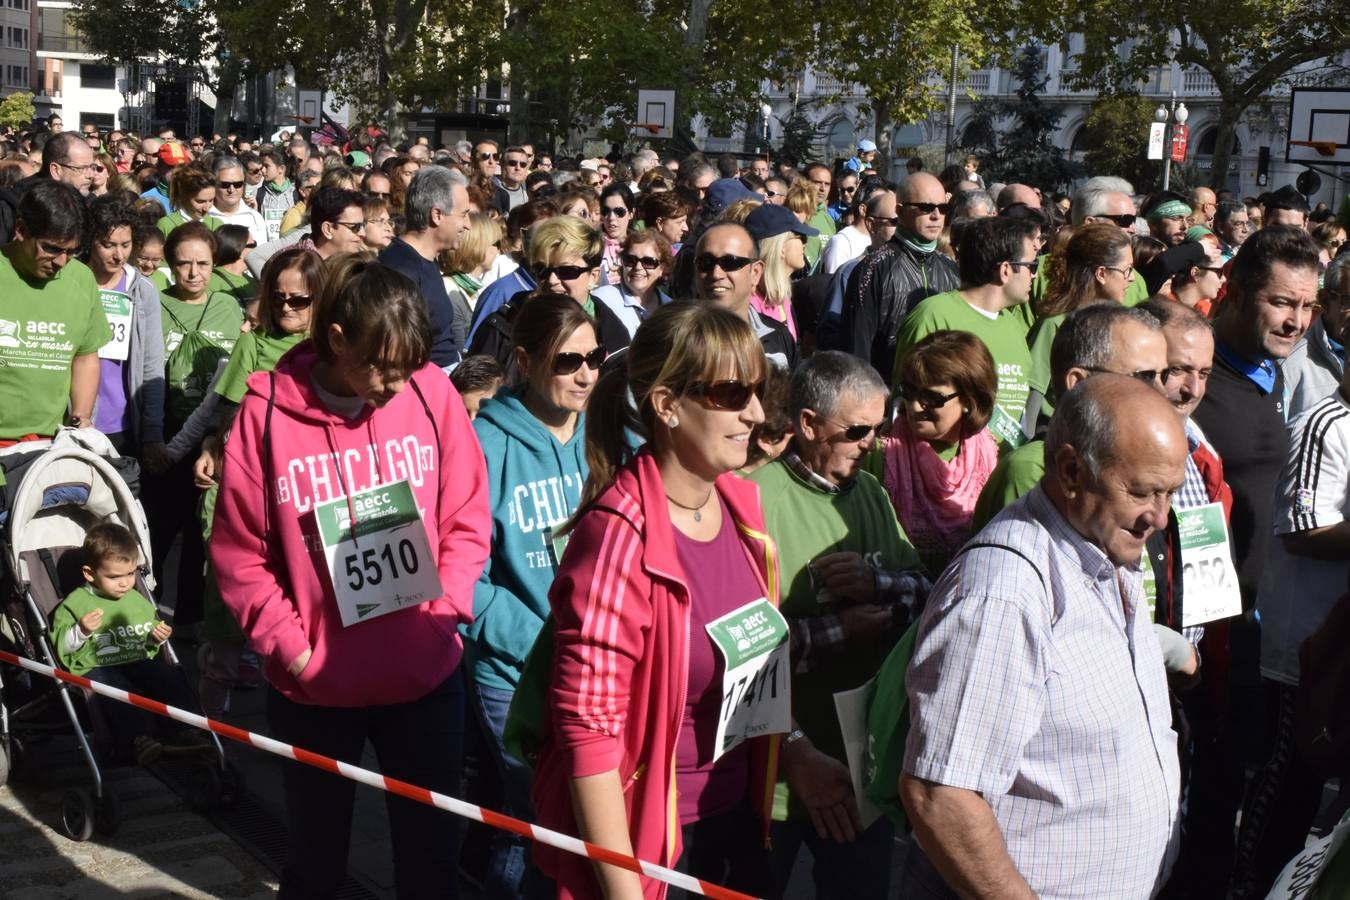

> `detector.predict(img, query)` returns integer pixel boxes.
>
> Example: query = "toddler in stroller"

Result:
[51,521,209,765]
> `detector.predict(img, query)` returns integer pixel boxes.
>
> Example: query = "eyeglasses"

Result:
[821,417,888,442]
[902,202,951,216]
[477,152,499,161]
[534,263,592,282]
[92,164,106,174]
[1008,258,1039,273]
[36,240,80,259]
[1101,265,1135,280]
[621,252,661,271]
[867,214,900,226]
[366,217,392,227]
[1099,213,1138,228]
[899,384,960,410]
[57,162,95,174]
[1198,265,1226,275]
[333,220,366,233]
[764,190,785,199]
[601,206,629,218]
[695,253,756,274]
[218,180,244,189]
[276,293,312,310]
[1084,366,1174,386]
[552,346,607,375]
[246,167,262,176]
[190,142,204,149]
[244,242,258,249]
[840,186,857,195]
[687,379,766,411]
[504,159,528,168]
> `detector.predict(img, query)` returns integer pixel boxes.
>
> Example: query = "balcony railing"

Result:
[1182,68,1217,94]
[811,76,862,97]
[961,71,991,93]
[37,33,85,53]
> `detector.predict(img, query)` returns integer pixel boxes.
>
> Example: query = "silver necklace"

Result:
[666,490,714,522]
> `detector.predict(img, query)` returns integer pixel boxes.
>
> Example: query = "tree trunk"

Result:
[677,0,713,137]
[1208,101,1242,191]
[212,57,242,137]
[873,103,893,181]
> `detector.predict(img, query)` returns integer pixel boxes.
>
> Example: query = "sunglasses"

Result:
[1198,265,1226,275]
[553,346,607,375]
[92,164,106,173]
[534,263,592,282]
[764,190,785,199]
[621,253,661,270]
[601,206,629,218]
[505,159,529,168]
[822,416,888,442]
[276,293,312,310]
[695,253,756,274]
[899,384,960,411]
[868,214,900,226]
[245,242,258,249]
[478,152,499,161]
[218,180,244,189]
[1099,213,1138,227]
[333,220,366,233]
[688,379,766,411]
[1084,365,1173,386]
[903,202,951,216]
[246,167,262,175]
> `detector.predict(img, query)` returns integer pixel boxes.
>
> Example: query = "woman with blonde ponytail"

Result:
[532,302,783,899]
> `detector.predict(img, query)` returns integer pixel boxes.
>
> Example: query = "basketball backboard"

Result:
[1287,88,1350,167]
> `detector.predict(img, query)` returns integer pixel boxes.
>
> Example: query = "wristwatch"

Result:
[784,729,807,746]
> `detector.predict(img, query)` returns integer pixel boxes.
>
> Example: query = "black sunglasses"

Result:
[478,152,499,161]
[688,379,766,411]
[1100,213,1138,227]
[553,346,607,375]
[601,206,629,218]
[218,180,244,189]
[534,263,592,282]
[1084,365,1174,386]
[868,214,900,226]
[276,293,312,310]
[899,384,960,410]
[822,417,888,442]
[621,252,661,271]
[695,253,756,274]
[903,202,951,216]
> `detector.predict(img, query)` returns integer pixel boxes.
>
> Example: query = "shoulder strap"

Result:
[159,296,190,332]
[193,294,214,331]
[957,541,1047,591]
[408,376,441,462]
[261,370,277,536]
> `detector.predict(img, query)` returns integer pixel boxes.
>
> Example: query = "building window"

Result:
[6,65,27,88]
[7,26,28,49]
[81,63,115,90]
[6,0,29,10]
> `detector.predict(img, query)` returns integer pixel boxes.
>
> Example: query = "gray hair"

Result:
[552,171,580,188]
[212,155,243,177]
[787,351,887,422]
[1081,175,1135,195]
[632,149,659,176]
[1049,304,1162,394]
[953,189,994,218]
[405,165,467,232]
[1046,376,1120,479]
[1326,253,1350,295]
[1071,185,1127,228]
[1214,198,1246,230]
[454,139,472,157]
[295,168,322,189]
[1140,297,1213,335]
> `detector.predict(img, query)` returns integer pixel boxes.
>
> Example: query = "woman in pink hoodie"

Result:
[211,258,490,898]
[532,303,784,899]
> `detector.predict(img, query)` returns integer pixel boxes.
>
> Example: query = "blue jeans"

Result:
[770,815,895,900]
[267,670,465,900]
[469,681,548,900]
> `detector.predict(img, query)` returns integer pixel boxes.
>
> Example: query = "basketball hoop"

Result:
[1289,140,1339,157]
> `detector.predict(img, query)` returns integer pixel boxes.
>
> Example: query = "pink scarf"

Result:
[881,426,998,562]
[600,237,623,286]
[750,291,798,340]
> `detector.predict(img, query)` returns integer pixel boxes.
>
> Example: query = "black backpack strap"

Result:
[408,376,441,461]
[957,541,1047,591]
[260,370,277,536]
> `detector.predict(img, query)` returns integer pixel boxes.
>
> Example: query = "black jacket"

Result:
[840,238,958,383]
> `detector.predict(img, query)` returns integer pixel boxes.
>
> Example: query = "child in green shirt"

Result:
[52,522,208,765]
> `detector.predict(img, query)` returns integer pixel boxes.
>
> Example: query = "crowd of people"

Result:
[0,114,1347,900]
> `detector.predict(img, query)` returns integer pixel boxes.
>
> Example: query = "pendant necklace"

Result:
[666,490,714,522]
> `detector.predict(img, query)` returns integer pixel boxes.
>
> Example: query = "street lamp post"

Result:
[760,101,772,156]
[1154,93,1189,192]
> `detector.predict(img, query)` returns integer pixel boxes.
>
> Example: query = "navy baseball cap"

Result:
[746,203,819,244]
[703,177,758,215]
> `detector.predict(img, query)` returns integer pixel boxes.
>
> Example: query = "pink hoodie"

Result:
[211,343,490,707]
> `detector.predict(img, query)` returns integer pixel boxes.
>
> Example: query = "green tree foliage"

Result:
[962,45,1080,191]
[0,92,35,130]
[1081,94,1159,193]
[1052,0,1350,189]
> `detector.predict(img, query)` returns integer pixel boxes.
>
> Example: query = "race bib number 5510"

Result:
[314,480,444,627]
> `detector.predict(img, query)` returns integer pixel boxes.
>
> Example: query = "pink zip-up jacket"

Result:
[532,451,782,899]
[211,343,490,707]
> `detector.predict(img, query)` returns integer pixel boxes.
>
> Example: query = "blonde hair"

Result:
[757,231,796,306]
[445,212,504,274]
[720,198,763,224]
[785,180,816,218]
[574,303,766,514]
[527,215,602,271]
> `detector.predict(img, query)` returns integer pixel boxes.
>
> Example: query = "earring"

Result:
[963,407,970,414]
[668,416,679,428]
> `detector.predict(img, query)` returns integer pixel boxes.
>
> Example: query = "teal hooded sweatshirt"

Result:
[462,387,588,691]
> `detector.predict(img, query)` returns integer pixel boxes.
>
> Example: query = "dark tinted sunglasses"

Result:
[218,180,244,189]
[903,202,951,216]
[899,384,960,410]
[553,346,607,375]
[621,252,660,270]
[1100,213,1137,227]
[601,206,629,218]
[534,264,592,282]
[695,253,756,274]
[478,152,499,161]
[276,293,312,310]
[824,418,888,442]
[688,379,766,411]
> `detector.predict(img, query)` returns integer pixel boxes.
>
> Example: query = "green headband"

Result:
[1147,199,1192,223]
[1185,225,1214,241]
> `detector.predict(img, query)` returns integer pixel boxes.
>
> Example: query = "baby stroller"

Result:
[0,429,242,841]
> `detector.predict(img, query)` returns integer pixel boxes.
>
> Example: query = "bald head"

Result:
[899,172,944,204]
[898,173,947,242]
[997,183,1041,211]
[1047,374,1187,564]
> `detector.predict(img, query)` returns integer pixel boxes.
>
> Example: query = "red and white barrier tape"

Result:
[0,647,759,900]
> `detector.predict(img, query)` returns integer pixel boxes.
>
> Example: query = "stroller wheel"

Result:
[94,788,121,836]
[60,787,95,842]
[185,757,221,812]
[218,761,246,809]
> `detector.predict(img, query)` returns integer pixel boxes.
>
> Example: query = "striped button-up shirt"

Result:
[904,486,1182,900]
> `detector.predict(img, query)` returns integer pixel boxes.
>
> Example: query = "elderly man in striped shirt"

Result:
[899,375,1187,900]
